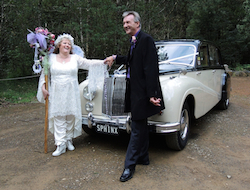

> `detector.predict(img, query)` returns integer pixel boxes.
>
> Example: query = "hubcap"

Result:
[225,99,229,107]
[180,109,189,140]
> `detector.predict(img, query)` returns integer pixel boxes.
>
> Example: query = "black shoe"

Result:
[137,160,150,165]
[120,168,135,182]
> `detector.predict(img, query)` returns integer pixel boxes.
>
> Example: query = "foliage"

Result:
[234,63,250,71]
[1,0,250,80]
[187,0,246,66]
[0,78,38,104]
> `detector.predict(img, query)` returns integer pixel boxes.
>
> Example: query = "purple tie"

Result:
[127,37,136,78]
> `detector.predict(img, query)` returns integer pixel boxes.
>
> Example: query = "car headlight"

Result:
[83,86,96,100]
[85,102,94,112]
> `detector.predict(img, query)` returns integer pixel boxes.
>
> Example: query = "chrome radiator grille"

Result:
[102,77,126,116]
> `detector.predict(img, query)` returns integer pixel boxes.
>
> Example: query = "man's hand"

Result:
[104,55,116,67]
[150,97,161,106]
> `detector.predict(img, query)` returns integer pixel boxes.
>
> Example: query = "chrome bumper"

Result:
[82,112,180,134]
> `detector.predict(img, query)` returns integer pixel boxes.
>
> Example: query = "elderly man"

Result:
[105,11,165,182]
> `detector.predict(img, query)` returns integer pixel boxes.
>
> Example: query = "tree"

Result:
[187,0,246,66]
[237,0,250,64]
[1,0,250,79]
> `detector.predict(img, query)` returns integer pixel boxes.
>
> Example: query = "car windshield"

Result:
[157,44,197,66]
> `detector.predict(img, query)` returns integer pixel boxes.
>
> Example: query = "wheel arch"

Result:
[185,94,195,121]
[217,72,231,110]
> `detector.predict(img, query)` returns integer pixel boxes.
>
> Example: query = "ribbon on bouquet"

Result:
[27,29,48,50]
[27,29,53,74]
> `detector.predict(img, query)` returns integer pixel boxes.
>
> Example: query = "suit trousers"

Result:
[54,115,75,146]
[124,118,149,169]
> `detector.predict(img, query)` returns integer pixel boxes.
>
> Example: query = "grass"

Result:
[0,72,87,105]
[0,77,39,104]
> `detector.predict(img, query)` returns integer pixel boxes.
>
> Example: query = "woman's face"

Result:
[59,38,72,54]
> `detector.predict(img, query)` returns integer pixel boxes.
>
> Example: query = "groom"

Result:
[105,11,165,182]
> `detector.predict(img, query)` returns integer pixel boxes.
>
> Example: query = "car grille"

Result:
[102,76,127,116]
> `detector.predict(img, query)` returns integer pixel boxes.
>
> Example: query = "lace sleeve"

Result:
[88,63,109,94]
[75,55,109,96]
[76,54,104,70]
[36,69,50,104]
[37,70,45,103]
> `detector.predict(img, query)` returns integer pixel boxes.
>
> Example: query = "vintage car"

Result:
[79,39,231,150]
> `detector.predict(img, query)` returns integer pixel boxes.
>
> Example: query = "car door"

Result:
[208,44,223,102]
[196,43,218,113]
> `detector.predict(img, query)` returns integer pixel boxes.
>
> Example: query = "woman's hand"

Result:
[42,83,49,100]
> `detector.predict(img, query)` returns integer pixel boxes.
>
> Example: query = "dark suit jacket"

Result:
[116,31,165,120]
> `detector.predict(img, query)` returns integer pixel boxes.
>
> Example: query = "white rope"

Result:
[0,75,39,81]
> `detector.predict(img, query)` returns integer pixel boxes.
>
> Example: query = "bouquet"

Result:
[27,27,55,74]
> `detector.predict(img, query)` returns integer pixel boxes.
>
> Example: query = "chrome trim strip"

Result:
[154,122,180,133]
[87,112,93,129]
[126,116,131,134]
[82,114,180,134]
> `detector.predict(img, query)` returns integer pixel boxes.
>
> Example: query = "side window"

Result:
[208,45,220,66]
[197,45,209,67]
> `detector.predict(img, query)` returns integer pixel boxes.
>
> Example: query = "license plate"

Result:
[95,124,119,135]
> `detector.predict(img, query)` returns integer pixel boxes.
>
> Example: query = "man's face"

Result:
[123,14,140,36]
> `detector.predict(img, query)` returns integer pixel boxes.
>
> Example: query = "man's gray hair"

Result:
[122,11,141,28]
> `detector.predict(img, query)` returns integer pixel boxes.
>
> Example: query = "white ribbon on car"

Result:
[159,52,198,65]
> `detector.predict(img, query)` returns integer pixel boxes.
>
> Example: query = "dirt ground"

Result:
[0,77,250,190]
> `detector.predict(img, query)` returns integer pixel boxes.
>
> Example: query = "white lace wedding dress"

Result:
[37,53,105,138]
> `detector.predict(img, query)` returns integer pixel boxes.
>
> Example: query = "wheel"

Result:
[82,124,96,135]
[165,102,190,150]
[217,72,230,110]
[217,98,229,110]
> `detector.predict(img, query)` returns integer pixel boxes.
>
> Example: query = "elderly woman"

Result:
[37,34,105,156]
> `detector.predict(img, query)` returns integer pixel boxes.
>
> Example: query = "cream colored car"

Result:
[79,39,231,150]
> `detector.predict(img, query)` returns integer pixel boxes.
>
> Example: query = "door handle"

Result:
[196,72,201,75]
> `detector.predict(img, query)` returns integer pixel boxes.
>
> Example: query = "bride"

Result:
[37,33,106,156]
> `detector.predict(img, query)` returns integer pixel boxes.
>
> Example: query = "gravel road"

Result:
[0,77,249,190]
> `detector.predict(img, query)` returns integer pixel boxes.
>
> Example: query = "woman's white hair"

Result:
[54,33,74,47]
